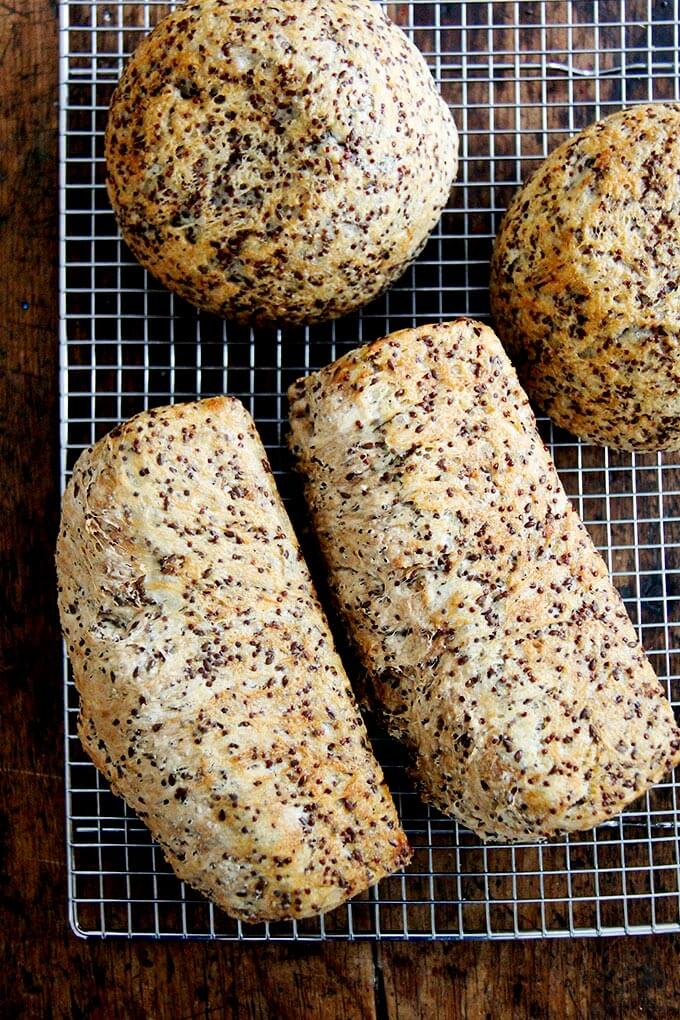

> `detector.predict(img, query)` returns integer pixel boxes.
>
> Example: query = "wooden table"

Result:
[2,4,679,1017]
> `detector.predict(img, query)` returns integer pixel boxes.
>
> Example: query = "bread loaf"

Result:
[105,0,458,325]
[56,397,410,921]
[490,103,680,451]
[288,320,680,842]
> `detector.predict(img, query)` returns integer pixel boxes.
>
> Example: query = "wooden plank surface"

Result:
[1,4,679,1019]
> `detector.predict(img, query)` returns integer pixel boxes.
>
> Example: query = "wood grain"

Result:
[378,939,680,1020]
[1,4,679,1020]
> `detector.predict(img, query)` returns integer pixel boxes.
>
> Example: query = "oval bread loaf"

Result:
[288,320,680,842]
[105,0,458,325]
[56,397,410,922]
[490,103,680,451]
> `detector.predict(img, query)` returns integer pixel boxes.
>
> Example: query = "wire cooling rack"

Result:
[59,0,680,940]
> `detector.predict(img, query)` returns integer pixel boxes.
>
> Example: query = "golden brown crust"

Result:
[105,0,458,325]
[490,103,680,452]
[56,397,410,922]
[288,320,680,842]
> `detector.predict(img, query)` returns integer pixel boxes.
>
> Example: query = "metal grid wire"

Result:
[60,0,680,939]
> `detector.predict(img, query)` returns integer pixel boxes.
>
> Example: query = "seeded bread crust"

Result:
[105,0,458,326]
[288,321,680,842]
[490,103,680,451]
[56,397,410,922]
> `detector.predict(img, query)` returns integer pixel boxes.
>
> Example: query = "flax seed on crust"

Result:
[56,397,410,921]
[289,320,680,841]
[490,104,680,452]
[105,0,458,326]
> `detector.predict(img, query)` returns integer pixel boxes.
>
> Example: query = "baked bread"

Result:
[288,320,680,842]
[490,103,680,451]
[56,397,410,922]
[105,0,458,326]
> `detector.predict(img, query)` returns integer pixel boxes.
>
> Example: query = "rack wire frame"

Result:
[59,0,680,940]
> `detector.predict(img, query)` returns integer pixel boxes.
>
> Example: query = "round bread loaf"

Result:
[490,103,680,451]
[105,0,458,326]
